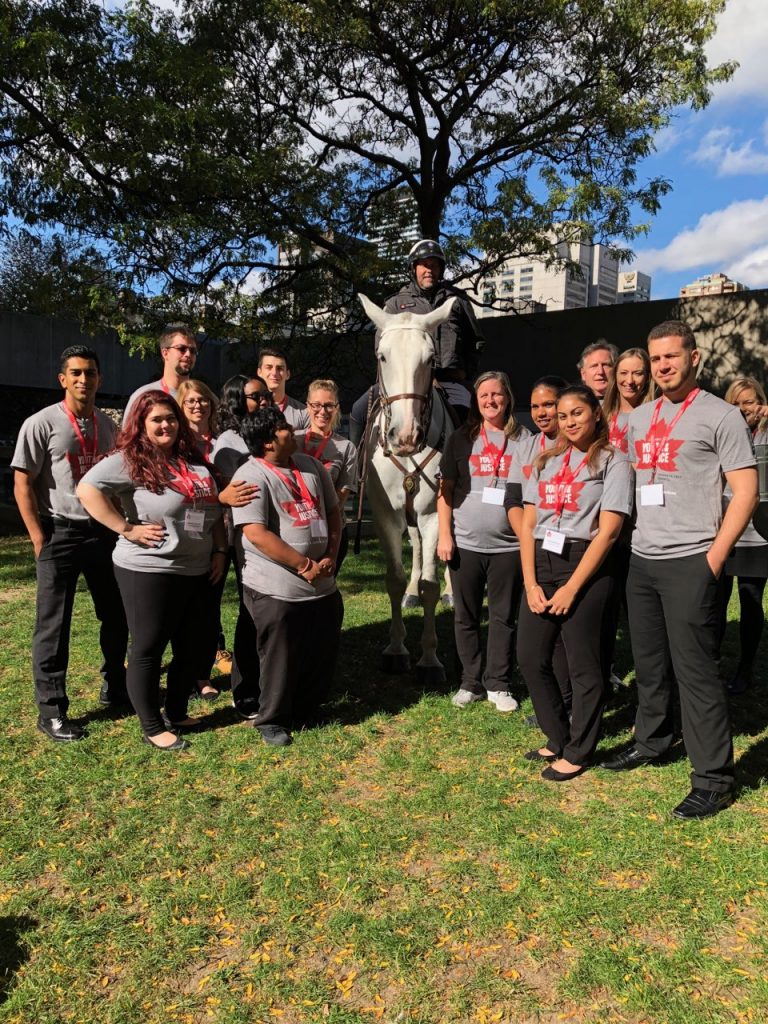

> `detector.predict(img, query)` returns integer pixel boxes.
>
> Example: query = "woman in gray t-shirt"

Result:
[78,391,227,751]
[517,385,634,782]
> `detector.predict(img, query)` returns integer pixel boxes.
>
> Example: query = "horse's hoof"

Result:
[440,593,454,608]
[401,594,420,609]
[416,664,447,686]
[382,653,411,674]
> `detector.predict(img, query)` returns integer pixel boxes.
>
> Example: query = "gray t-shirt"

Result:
[276,394,310,431]
[607,410,631,456]
[295,430,358,527]
[232,453,338,602]
[440,425,529,552]
[727,427,768,550]
[523,446,634,541]
[12,403,119,523]
[123,380,176,423]
[212,429,250,482]
[81,452,222,575]
[628,390,756,559]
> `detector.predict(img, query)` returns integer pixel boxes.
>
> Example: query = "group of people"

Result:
[11,238,765,821]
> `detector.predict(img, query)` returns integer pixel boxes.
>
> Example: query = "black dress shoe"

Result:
[257,724,292,747]
[99,683,132,708]
[601,745,662,771]
[142,733,189,752]
[232,695,260,720]
[524,749,557,762]
[727,669,753,696]
[37,715,86,742]
[671,788,734,820]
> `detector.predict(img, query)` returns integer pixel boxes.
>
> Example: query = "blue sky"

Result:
[629,0,768,299]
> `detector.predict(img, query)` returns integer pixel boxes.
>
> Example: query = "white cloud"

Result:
[724,245,768,287]
[636,196,768,274]
[693,126,768,175]
[707,0,768,101]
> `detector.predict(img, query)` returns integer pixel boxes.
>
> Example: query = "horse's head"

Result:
[358,293,456,455]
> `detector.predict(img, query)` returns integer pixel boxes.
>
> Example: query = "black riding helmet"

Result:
[408,239,446,285]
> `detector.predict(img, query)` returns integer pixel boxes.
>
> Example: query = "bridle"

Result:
[376,325,435,460]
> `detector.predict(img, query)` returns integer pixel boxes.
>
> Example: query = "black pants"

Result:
[115,567,213,736]
[230,553,261,704]
[627,552,733,793]
[33,518,128,719]
[601,540,631,690]
[517,541,614,765]
[243,587,344,728]
[450,547,522,693]
[718,575,766,673]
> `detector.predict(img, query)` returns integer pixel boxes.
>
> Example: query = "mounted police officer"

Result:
[350,239,485,446]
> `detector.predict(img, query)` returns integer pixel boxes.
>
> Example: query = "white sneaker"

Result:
[451,689,485,707]
[487,690,519,713]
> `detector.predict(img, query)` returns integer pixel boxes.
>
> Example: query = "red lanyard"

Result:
[550,446,589,522]
[160,380,171,395]
[302,431,332,464]
[276,395,287,412]
[257,458,316,507]
[647,389,699,480]
[480,426,509,482]
[198,433,213,461]
[167,459,201,500]
[538,433,548,452]
[61,401,98,460]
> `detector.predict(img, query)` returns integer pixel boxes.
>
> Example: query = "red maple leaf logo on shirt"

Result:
[167,465,217,503]
[609,421,629,454]
[635,419,685,472]
[281,499,319,529]
[538,464,583,512]
[469,447,512,477]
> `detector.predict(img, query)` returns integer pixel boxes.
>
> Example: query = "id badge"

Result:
[640,483,665,507]
[482,486,505,506]
[542,528,566,554]
[184,509,205,537]
[309,518,328,540]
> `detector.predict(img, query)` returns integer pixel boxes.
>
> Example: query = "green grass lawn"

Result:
[1,534,767,1024]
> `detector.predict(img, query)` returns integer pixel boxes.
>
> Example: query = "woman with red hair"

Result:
[77,391,227,750]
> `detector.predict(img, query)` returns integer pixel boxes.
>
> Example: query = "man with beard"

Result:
[123,323,198,421]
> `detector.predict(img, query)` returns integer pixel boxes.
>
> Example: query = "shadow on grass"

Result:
[0,915,37,1006]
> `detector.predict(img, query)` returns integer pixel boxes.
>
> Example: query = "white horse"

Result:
[358,293,456,683]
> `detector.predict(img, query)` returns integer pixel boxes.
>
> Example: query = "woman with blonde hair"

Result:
[720,376,768,693]
[438,371,529,713]
[177,379,219,461]
[516,385,633,780]
[601,347,653,454]
[295,379,357,573]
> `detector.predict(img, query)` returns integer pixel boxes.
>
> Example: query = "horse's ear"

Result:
[358,293,390,332]
[419,297,457,333]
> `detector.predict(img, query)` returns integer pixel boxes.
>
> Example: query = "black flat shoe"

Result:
[524,749,557,762]
[671,788,734,820]
[37,715,85,743]
[541,764,587,782]
[142,733,189,752]
[727,670,752,696]
[257,724,292,747]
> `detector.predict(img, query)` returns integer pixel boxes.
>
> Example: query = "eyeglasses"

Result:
[245,392,272,403]
[167,344,198,356]
[308,402,338,413]
[183,398,210,408]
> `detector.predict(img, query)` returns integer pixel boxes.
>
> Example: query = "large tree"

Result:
[0,0,733,334]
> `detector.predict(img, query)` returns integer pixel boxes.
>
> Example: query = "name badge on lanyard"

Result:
[482,486,505,506]
[640,483,665,506]
[183,509,206,537]
[542,528,566,554]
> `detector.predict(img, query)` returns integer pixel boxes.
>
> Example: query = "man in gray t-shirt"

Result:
[603,320,758,820]
[12,345,129,742]
[257,347,310,431]
[123,323,198,423]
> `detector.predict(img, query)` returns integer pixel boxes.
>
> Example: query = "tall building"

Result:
[617,270,652,303]
[679,272,747,298]
[473,235,621,318]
